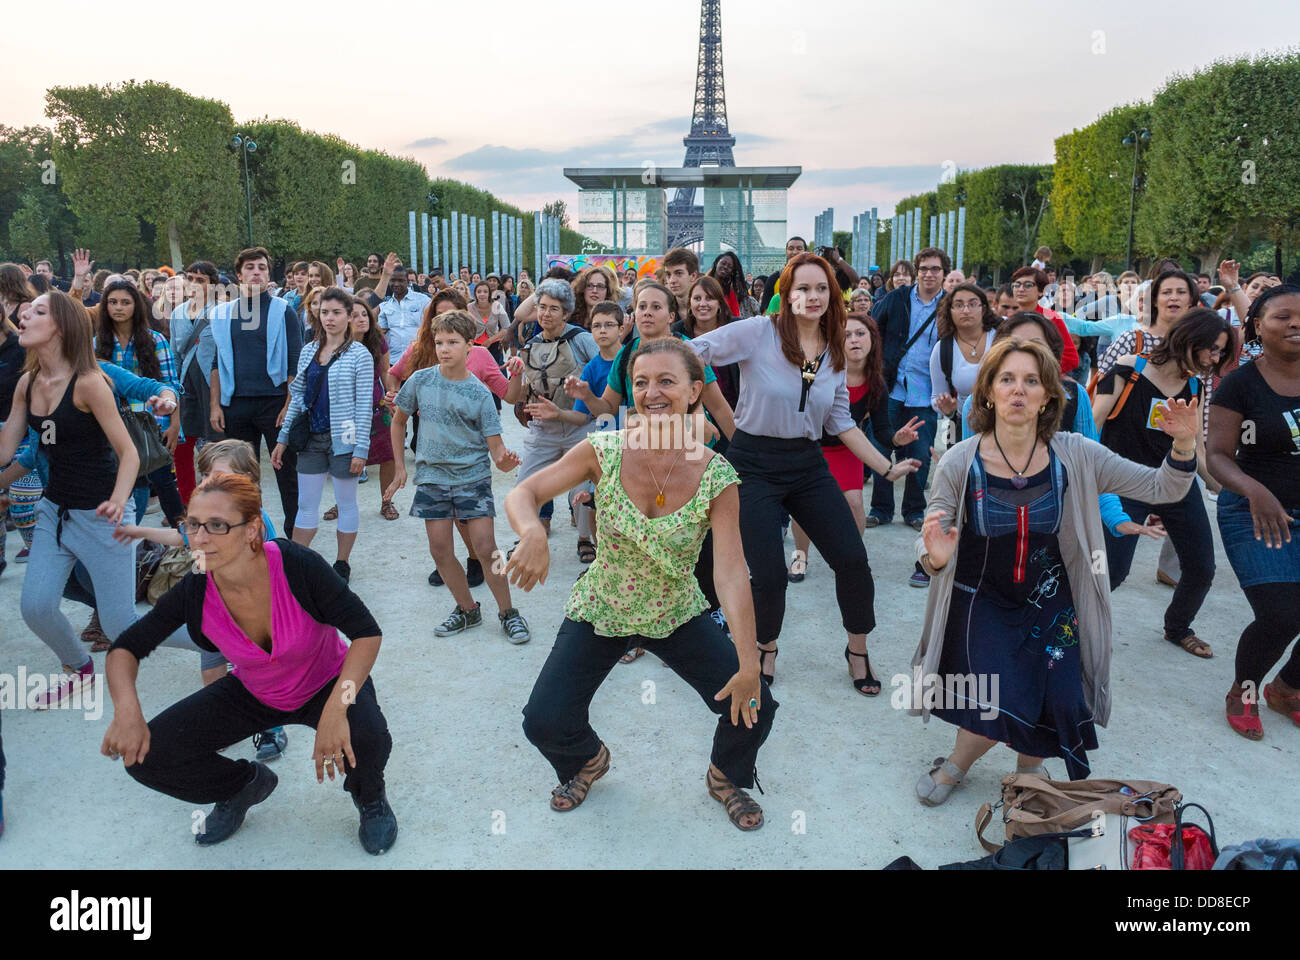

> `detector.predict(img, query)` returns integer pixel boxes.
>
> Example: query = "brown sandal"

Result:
[380,500,399,521]
[1167,631,1212,659]
[82,611,111,652]
[1264,683,1300,727]
[323,505,339,521]
[550,742,610,812]
[619,647,645,664]
[706,767,764,831]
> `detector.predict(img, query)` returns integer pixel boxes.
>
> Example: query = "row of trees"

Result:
[858,51,1300,282]
[0,81,589,275]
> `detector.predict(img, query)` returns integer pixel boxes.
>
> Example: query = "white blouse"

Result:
[928,329,995,413]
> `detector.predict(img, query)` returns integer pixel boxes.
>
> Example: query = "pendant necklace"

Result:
[798,342,826,413]
[993,428,1037,490]
[956,333,982,359]
[644,447,685,508]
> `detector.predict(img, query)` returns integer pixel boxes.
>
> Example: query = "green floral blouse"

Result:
[565,430,740,638]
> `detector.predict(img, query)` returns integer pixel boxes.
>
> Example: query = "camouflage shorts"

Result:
[410,478,495,520]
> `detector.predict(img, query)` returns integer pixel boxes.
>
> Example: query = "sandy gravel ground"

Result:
[1,414,1295,868]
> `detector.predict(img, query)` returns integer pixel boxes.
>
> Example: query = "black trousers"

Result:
[222,394,298,535]
[726,430,876,646]
[1104,481,1215,638]
[126,674,392,806]
[1236,582,1300,690]
[522,614,777,788]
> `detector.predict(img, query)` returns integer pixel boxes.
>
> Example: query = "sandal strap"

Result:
[708,770,762,823]
[929,757,966,784]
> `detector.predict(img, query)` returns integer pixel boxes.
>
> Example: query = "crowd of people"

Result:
[0,235,1296,852]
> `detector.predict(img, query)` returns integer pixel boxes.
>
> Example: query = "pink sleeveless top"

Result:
[202,541,348,710]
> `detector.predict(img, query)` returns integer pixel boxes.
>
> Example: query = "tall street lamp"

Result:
[1122,128,1150,271]
[231,133,258,247]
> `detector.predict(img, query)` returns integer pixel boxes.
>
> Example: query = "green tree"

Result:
[542,199,570,229]
[7,191,51,263]
[1052,103,1151,271]
[962,165,1052,281]
[46,81,241,269]
[0,125,80,270]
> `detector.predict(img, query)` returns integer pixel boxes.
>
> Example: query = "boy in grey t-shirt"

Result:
[388,311,531,644]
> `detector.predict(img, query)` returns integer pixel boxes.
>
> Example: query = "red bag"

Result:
[1129,802,1218,870]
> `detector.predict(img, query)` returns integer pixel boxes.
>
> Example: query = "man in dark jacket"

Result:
[868,246,949,585]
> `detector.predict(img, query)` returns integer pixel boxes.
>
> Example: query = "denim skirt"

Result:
[1216,488,1300,587]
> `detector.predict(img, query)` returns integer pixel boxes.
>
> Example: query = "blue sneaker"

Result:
[253,727,288,761]
[909,569,931,588]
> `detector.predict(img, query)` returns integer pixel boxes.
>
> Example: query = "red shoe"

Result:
[1225,686,1263,740]
[1264,683,1300,727]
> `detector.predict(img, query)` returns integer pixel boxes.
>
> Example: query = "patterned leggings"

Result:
[1,435,43,562]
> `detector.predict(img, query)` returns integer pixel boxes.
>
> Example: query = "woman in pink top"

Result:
[102,472,397,855]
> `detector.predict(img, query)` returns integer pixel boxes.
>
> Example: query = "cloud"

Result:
[800,164,949,191]
[638,116,691,133]
[405,136,448,149]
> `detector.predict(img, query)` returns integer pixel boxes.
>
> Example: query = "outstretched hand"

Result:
[893,415,925,446]
[921,509,959,569]
[1156,397,1201,444]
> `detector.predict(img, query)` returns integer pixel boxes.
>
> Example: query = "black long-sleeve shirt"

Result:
[112,538,380,660]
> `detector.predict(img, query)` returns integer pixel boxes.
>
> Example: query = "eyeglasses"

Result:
[1011,281,1039,290]
[916,266,945,275]
[183,518,251,536]
[951,300,983,311]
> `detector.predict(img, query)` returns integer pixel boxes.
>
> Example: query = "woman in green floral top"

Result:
[505,338,774,831]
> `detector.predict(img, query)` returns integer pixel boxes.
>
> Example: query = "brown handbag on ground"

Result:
[975,773,1181,856]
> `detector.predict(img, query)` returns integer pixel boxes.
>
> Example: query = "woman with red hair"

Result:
[103,471,397,855]
[689,253,921,695]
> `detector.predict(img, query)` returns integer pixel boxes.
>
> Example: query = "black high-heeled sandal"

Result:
[844,646,881,696]
[758,644,778,686]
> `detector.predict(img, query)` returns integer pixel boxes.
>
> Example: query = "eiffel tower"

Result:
[666,0,736,250]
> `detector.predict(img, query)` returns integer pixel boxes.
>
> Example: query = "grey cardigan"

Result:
[910,431,1196,728]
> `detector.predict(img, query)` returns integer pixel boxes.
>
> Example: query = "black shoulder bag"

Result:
[285,352,337,453]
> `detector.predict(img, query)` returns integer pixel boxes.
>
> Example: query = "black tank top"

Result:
[26,373,118,509]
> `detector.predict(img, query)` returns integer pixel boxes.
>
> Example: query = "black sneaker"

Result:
[195,762,278,846]
[332,560,351,583]
[353,790,398,855]
[429,568,443,586]
[465,557,484,587]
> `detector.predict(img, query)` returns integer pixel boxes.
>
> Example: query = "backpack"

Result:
[1087,329,1144,400]
[514,327,586,426]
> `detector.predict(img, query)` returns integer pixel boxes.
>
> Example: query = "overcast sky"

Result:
[4,0,1295,252]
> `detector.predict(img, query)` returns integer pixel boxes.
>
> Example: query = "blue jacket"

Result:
[871,284,945,393]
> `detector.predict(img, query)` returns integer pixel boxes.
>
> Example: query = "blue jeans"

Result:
[868,400,937,521]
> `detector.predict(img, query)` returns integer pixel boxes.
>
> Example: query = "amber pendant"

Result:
[656,494,665,507]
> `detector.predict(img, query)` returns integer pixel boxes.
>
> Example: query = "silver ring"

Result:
[749,698,758,709]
